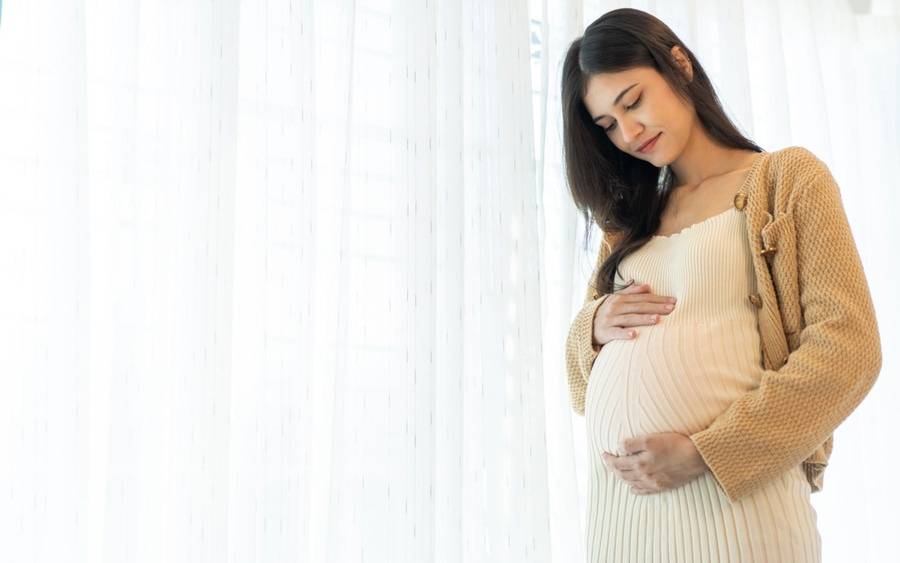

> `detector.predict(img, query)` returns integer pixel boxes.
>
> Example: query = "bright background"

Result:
[0,1,898,562]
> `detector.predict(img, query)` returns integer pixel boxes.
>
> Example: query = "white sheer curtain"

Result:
[0,0,897,562]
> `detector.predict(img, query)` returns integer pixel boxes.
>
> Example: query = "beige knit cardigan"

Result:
[565,146,882,504]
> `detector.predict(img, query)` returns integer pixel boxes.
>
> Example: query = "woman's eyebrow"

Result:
[592,82,639,122]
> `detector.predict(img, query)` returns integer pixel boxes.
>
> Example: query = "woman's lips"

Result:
[638,133,661,153]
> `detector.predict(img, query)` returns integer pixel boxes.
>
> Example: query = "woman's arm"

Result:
[688,148,882,503]
[564,230,613,416]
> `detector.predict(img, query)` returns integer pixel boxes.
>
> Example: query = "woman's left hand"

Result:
[601,432,709,495]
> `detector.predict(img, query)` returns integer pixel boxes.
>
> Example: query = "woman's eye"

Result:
[603,95,642,133]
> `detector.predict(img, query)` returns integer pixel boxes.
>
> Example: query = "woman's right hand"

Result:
[592,283,677,346]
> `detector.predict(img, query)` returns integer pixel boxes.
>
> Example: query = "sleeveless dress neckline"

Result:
[651,206,738,240]
[584,202,821,562]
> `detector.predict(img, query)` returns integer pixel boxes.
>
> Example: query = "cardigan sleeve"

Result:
[688,148,882,503]
[564,230,614,416]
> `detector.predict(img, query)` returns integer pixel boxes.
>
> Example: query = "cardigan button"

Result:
[733,192,747,210]
[748,293,762,307]
[759,245,777,256]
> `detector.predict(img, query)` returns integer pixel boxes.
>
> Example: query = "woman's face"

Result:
[582,65,694,167]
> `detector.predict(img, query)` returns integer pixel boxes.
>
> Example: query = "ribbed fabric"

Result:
[584,206,821,562]
[566,147,882,503]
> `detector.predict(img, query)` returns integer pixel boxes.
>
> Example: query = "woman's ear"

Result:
[670,45,694,83]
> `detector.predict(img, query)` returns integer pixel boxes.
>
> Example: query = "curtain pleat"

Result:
[0,1,897,561]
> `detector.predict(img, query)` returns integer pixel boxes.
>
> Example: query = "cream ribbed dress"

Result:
[584,205,822,563]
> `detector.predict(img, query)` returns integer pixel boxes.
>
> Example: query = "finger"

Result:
[606,461,634,474]
[618,290,675,302]
[617,282,651,294]
[616,282,676,304]
[614,312,663,327]
[620,436,646,455]
[604,454,636,476]
[602,452,622,469]
[607,458,637,476]
[610,327,639,340]
[610,295,677,315]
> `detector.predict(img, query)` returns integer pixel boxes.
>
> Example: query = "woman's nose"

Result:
[619,120,644,145]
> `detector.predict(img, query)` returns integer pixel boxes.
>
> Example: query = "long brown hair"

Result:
[561,8,763,296]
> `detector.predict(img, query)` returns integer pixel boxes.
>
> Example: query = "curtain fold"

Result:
[0,1,897,561]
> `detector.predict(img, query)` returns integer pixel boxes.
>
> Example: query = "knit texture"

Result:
[584,203,821,562]
[565,146,882,504]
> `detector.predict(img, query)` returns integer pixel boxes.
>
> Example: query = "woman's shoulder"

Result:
[768,145,834,181]
[765,145,839,202]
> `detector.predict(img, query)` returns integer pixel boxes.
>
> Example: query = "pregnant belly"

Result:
[585,320,764,457]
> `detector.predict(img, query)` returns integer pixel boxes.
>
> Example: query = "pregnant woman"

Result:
[561,8,881,563]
